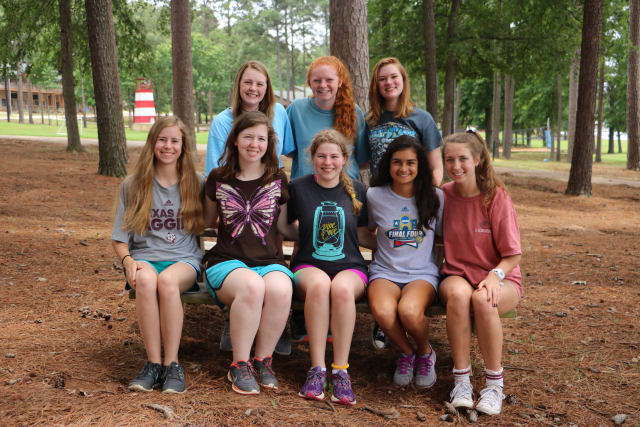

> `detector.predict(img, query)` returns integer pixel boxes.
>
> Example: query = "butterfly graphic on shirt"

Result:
[216,179,281,245]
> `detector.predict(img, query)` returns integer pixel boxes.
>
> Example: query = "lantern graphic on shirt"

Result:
[312,201,345,261]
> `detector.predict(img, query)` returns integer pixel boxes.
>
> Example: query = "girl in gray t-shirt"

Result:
[366,135,443,390]
[111,116,204,394]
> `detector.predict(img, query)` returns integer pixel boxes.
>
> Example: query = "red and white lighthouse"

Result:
[133,78,157,124]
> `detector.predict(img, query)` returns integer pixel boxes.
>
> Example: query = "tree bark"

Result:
[626,0,640,170]
[170,0,197,158]
[441,0,460,137]
[454,81,462,131]
[81,77,87,128]
[484,106,492,151]
[491,71,502,157]
[5,77,11,122]
[59,0,83,152]
[566,0,603,196]
[39,86,44,124]
[567,50,579,161]
[608,126,614,154]
[595,56,605,163]
[27,78,34,124]
[503,74,514,159]
[16,73,24,123]
[423,0,438,123]
[329,0,370,110]
[275,0,283,100]
[85,0,127,177]
[289,10,295,100]
[556,73,562,161]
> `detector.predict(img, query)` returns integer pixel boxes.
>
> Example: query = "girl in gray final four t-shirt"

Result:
[366,135,443,390]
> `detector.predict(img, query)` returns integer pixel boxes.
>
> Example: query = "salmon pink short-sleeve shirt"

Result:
[440,182,523,297]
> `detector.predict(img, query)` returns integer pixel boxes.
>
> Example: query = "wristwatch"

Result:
[490,268,505,282]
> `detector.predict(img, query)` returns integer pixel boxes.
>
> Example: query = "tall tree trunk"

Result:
[85,0,127,177]
[422,0,438,123]
[556,73,562,161]
[27,78,34,124]
[608,127,614,154]
[208,89,213,123]
[5,77,11,122]
[170,0,197,158]
[617,130,622,153]
[566,0,603,195]
[284,6,290,101]
[454,81,462,131]
[595,56,605,163]
[81,77,87,128]
[329,0,370,110]
[503,74,514,159]
[484,106,492,151]
[567,50,579,161]
[289,10,295,100]
[16,73,25,123]
[59,0,83,152]
[491,71,502,157]
[441,0,460,137]
[39,86,44,124]
[275,1,283,100]
[626,0,640,170]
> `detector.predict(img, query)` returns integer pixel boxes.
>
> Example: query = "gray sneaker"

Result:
[393,353,415,386]
[252,356,278,389]
[227,361,260,395]
[162,362,186,394]
[220,320,232,352]
[128,361,163,392]
[274,331,292,356]
[414,349,437,389]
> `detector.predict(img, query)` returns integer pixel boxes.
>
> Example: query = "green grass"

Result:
[0,119,210,144]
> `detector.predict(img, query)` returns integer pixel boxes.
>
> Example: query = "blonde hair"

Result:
[442,131,505,206]
[366,57,415,126]
[307,56,358,141]
[121,116,203,235]
[309,129,362,215]
[230,60,275,120]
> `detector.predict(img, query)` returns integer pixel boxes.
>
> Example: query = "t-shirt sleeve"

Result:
[435,187,444,238]
[489,189,521,257]
[285,104,298,157]
[418,109,442,152]
[279,105,296,156]
[278,171,290,205]
[287,179,299,223]
[111,180,130,244]
[366,188,376,230]
[205,170,219,202]
[356,182,368,227]
[354,107,369,166]
[205,112,232,176]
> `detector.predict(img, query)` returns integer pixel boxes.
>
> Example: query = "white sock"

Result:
[453,365,471,385]
[485,367,504,388]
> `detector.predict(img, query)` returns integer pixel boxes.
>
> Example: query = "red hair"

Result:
[306,56,357,141]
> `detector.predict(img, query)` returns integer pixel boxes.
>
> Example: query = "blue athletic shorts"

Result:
[204,260,294,307]
[124,260,200,292]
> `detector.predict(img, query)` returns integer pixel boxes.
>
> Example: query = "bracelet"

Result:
[121,254,132,265]
[331,362,349,370]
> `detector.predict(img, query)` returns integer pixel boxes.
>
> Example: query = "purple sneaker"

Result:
[298,367,326,400]
[331,370,356,406]
[393,353,415,386]
[414,349,437,389]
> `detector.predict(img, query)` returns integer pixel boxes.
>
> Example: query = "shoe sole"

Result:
[162,387,186,394]
[298,391,325,400]
[227,371,259,395]
[260,382,278,390]
[415,375,437,389]
[451,399,474,409]
[331,395,356,406]
[128,384,155,392]
[475,404,501,415]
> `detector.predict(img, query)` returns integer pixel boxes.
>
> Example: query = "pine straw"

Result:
[1,139,639,425]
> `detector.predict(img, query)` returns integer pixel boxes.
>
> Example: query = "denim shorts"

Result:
[204,260,294,307]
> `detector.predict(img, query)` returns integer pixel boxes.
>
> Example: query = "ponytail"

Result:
[340,170,362,215]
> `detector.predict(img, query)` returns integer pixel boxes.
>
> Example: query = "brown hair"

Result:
[366,57,415,126]
[230,60,275,120]
[442,131,505,205]
[306,56,358,141]
[217,111,280,184]
[309,129,362,215]
[121,116,203,234]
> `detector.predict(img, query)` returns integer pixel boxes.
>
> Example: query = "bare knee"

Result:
[471,291,494,317]
[398,299,424,327]
[157,275,180,300]
[135,271,158,296]
[239,277,265,307]
[305,278,331,300]
[265,280,293,303]
[330,281,354,305]
[370,300,397,326]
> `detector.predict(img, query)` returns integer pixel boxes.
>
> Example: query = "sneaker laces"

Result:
[306,368,325,385]
[479,385,503,407]
[258,357,276,376]
[450,381,473,401]
[233,362,255,381]
[332,371,351,389]
[165,363,184,381]
[415,354,433,376]
[396,354,414,375]
[137,361,162,379]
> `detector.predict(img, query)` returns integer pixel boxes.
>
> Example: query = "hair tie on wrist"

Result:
[121,254,132,265]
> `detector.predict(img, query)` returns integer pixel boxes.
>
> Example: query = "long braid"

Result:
[339,169,362,215]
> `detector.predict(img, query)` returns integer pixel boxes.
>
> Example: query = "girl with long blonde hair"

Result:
[112,116,204,394]
[285,129,375,406]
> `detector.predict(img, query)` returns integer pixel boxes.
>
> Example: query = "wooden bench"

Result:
[129,233,516,320]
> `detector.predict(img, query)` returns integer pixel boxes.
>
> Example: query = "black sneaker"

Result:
[274,331,292,356]
[371,322,387,350]
[128,361,164,392]
[219,319,232,352]
[162,361,186,394]
[252,356,278,389]
[227,361,260,395]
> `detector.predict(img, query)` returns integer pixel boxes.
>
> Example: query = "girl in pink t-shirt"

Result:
[440,131,522,417]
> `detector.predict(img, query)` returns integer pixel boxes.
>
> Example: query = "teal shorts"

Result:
[124,260,200,292]
[204,260,293,308]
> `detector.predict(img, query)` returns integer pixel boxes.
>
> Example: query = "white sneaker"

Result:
[475,385,504,415]
[450,381,474,409]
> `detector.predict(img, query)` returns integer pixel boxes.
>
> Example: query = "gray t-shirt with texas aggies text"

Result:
[111,176,204,272]
[367,185,444,286]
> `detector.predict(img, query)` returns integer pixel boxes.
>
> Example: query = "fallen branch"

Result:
[143,403,175,420]
[364,406,400,419]
[503,365,535,372]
